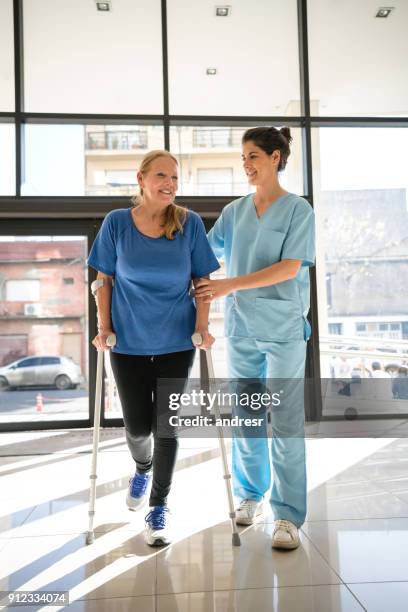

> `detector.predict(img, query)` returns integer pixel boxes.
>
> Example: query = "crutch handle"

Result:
[191,332,204,347]
[91,278,104,296]
[106,334,116,348]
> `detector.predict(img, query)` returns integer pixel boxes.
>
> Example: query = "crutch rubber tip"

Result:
[86,532,94,545]
[232,533,241,546]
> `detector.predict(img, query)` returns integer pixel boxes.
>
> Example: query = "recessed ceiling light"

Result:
[375,7,394,17]
[215,6,231,17]
[96,2,111,11]
[206,68,217,75]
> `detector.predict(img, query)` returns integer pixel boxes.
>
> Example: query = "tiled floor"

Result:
[1,430,408,611]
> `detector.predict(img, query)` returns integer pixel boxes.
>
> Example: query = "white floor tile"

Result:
[3,595,155,612]
[0,531,157,599]
[347,582,408,612]
[302,518,408,583]
[65,595,156,612]
[157,585,364,612]
[156,523,340,594]
[305,480,408,521]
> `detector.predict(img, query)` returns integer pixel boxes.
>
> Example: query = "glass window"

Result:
[308,0,408,116]
[329,323,343,335]
[22,124,164,196]
[6,280,40,302]
[17,357,41,368]
[197,168,233,196]
[23,0,163,113]
[40,357,60,365]
[167,0,300,116]
[0,123,16,195]
[0,235,89,422]
[0,0,14,111]
[314,127,408,416]
[170,126,303,196]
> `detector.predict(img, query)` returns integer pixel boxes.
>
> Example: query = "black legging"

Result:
[110,349,195,507]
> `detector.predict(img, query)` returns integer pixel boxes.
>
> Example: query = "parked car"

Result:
[0,356,83,390]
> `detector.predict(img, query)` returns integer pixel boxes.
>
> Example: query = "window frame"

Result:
[1,0,407,430]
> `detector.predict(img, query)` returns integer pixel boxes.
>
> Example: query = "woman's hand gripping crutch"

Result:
[86,278,116,545]
[192,332,241,546]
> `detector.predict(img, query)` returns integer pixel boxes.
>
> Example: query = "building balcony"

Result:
[85,130,148,152]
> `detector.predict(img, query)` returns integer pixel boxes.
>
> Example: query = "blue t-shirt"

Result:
[208,193,315,342]
[87,208,220,355]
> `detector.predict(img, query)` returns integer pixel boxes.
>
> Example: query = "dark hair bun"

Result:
[280,127,292,145]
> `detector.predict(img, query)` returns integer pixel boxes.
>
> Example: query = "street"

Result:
[0,388,89,417]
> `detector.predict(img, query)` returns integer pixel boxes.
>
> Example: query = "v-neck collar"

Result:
[251,193,290,220]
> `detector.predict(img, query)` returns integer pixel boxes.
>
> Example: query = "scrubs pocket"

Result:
[225,295,250,338]
[255,230,286,266]
[253,297,304,341]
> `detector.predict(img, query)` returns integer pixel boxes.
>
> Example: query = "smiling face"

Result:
[241,141,281,186]
[137,156,179,206]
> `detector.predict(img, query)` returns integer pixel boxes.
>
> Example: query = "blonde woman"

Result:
[88,150,219,546]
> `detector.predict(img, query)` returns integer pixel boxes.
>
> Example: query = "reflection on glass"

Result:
[170,126,303,196]
[0,0,14,111]
[0,123,15,195]
[168,0,300,115]
[308,0,408,116]
[22,124,164,196]
[0,236,89,422]
[313,128,408,415]
[23,0,163,113]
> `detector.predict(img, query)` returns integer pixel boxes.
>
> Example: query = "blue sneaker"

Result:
[144,506,171,546]
[126,472,151,511]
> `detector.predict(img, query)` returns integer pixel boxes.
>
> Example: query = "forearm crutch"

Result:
[86,279,116,545]
[192,333,241,546]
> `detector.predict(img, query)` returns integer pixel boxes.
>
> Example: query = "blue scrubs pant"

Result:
[228,337,307,527]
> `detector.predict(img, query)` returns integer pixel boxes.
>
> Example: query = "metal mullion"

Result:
[0,195,231,218]
[0,420,95,432]
[169,116,304,127]
[13,0,24,198]
[22,113,164,125]
[297,0,322,422]
[311,117,408,128]
[161,0,170,150]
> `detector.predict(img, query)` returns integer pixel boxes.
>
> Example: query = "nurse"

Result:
[195,127,315,550]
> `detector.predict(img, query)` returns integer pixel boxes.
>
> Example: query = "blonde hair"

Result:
[131,149,187,240]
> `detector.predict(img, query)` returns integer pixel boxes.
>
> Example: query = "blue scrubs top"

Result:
[88,208,220,355]
[207,193,315,342]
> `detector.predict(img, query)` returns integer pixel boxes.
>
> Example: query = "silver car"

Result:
[0,356,83,390]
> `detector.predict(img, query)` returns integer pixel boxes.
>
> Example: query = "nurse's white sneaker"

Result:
[271,519,300,550]
[235,499,263,525]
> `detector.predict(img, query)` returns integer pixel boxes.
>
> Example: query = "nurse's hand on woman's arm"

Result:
[194,259,302,302]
